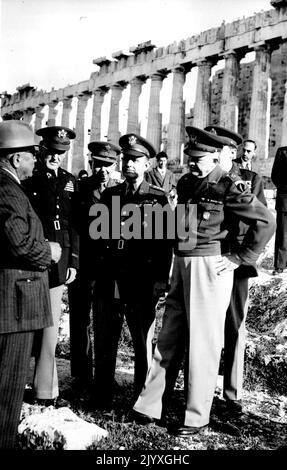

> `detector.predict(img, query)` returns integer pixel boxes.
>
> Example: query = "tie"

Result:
[125,183,134,202]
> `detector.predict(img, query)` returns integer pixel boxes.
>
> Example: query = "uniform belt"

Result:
[54,220,61,230]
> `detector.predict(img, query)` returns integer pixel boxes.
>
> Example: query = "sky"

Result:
[1,0,273,95]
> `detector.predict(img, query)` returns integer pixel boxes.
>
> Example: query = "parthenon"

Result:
[1,0,287,177]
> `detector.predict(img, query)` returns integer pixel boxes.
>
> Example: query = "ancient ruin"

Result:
[1,0,287,177]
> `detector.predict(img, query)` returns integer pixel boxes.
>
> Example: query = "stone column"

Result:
[90,88,108,141]
[72,93,91,175]
[219,51,239,130]
[281,81,287,146]
[34,105,46,132]
[107,83,125,144]
[22,108,34,126]
[146,72,166,151]
[193,60,212,128]
[61,97,73,128]
[249,44,271,168]
[47,100,58,126]
[127,76,146,135]
[167,66,186,163]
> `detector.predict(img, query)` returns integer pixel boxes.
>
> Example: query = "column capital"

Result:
[150,71,168,81]
[77,91,92,101]
[93,86,109,96]
[110,81,127,91]
[195,58,214,67]
[49,99,58,108]
[171,65,186,74]
[130,75,146,86]
[219,49,237,59]
[249,41,271,53]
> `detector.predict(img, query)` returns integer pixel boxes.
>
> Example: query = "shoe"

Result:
[23,387,35,404]
[225,399,243,415]
[272,268,284,275]
[130,410,157,425]
[168,424,208,437]
[35,398,57,407]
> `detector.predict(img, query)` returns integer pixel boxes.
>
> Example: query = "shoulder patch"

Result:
[222,173,248,192]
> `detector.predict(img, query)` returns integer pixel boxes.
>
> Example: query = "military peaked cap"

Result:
[88,141,121,165]
[119,133,156,159]
[36,126,76,152]
[185,126,226,157]
[204,125,243,148]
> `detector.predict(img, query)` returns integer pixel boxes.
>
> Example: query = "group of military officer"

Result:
[0,115,276,446]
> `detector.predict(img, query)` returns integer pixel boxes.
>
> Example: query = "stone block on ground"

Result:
[18,405,108,450]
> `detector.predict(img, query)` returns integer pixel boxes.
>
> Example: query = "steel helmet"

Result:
[0,120,38,151]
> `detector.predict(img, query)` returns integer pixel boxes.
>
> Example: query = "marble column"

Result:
[34,105,46,132]
[61,97,73,128]
[219,51,239,130]
[167,66,186,163]
[249,44,271,168]
[22,108,34,126]
[108,83,125,144]
[47,100,58,126]
[281,81,287,146]
[127,76,146,135]
[146,72,166,151]
[193,60,212,128]
[72,93,91,175]
[90,88,108,141]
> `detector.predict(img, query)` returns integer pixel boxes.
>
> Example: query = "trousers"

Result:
[33,285,64,399]
[134,255,233,427]
[0,331,34,448]
[223,273,249,400]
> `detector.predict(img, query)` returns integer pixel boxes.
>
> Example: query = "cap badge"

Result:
[106,144,111,151]
[209,128,217,135]
[58,129,67,140]
[128,135,137,146]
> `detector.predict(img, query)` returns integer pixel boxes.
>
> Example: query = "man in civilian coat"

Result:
[23,126,79,405]
[271,146,287,274]
[0,120,61,448]
[145,151,176,195]
[68,141,122,389]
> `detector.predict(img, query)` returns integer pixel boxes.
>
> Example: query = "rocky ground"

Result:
[17,220,287,452]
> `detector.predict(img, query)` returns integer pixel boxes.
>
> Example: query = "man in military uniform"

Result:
[68,141,122,390]
[132,126,275,436]
[23,126,79,405]
[206,127,267,415]
[271,146,287,274]
[0,120,61,448]
[91,134,173,406]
